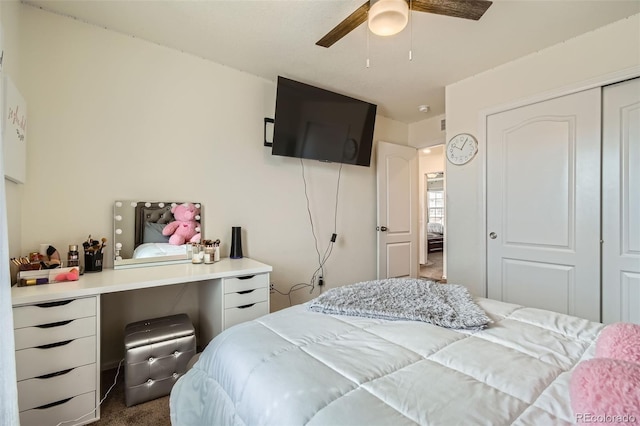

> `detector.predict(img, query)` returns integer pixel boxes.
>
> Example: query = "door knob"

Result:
[377,226,388,232]
[489,232,497,239]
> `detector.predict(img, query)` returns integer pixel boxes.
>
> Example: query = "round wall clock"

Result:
[446,133,478,165]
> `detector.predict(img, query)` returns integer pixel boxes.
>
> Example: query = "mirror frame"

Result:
[113,200,203,269]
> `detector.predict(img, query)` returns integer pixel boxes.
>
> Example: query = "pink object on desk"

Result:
[55,268,79,282]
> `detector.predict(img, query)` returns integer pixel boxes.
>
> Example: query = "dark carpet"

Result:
[95,367,170,426]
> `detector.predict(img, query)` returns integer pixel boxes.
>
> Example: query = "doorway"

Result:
[418,145,446,282]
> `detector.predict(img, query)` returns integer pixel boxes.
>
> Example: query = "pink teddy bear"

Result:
[162,202,202,245]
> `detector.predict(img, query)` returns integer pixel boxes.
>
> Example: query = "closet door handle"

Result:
[489,232,497,239]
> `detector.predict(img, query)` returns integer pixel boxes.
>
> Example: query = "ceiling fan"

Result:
[316,0,493,48]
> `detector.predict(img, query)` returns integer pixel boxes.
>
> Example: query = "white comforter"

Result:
[170,298,603,425]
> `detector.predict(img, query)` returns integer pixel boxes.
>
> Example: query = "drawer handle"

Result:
[37,339,73,349]
[35,300,73,308]
[37,320,73,329]
[237,289,255,295]
[237,275,255,280]
[36,368,73,379]
[35,397,73,410]
[237,303,256,309]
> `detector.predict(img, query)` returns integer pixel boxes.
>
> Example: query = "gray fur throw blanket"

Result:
[308,278,491,330]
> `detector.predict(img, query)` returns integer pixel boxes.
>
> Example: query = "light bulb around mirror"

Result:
[116,228,122,235]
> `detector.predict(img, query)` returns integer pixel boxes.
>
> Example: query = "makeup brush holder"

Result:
[84,250,103,272]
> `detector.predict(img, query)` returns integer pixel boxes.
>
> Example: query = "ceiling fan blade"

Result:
[316,1,370,48]
[411,0,492,20]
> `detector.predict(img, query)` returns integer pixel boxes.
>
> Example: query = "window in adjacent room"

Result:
[427,190,444,225]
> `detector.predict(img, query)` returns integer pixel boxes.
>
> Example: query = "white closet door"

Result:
[602,78,640,324]
[487,88,601,321]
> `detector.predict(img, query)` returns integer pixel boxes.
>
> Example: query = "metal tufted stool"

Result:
[124,313,196,407]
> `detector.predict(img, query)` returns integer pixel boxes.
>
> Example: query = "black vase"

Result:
[230,227,243,259]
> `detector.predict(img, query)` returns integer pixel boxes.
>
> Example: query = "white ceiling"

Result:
[24,0,640,123]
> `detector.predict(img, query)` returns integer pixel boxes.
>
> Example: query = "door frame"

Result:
[478,66,640,296]
[417,142,446,279]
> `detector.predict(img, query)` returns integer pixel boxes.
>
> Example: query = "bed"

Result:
[169,278,602,425]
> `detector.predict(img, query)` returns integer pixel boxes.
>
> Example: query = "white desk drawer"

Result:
[224,287,268,309]
[14,297,97,329]
[19,391,96,426]
[16,336,96,381]
[224,301,268,329]
[14,316,96,351]
[223,274,268,293]
[18,364,96,411]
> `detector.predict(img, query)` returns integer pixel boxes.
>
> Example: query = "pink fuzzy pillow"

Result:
[570,358,640,425]
[596,322,640,364]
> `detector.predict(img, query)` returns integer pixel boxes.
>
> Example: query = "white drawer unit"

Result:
[225,301,269,329]
[19,392,97,426]
[13,296,100,426]
[199,272,270,345]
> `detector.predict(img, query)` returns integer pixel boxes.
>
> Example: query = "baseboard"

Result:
[101,358,125,371]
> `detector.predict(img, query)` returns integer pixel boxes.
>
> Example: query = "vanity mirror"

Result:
[113,200,203,269]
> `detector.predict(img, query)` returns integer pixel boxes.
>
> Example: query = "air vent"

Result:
[440,119,446,131]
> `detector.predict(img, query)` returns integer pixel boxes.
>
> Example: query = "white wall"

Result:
[0,2,21,423]
[11,5,408,365]
[409,113,445,148]
[442,14,640,296]
[2,0,22,263]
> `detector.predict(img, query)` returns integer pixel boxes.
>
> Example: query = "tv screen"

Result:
[271,76,377,167]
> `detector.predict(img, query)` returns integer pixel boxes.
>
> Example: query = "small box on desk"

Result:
[17,266,80,286]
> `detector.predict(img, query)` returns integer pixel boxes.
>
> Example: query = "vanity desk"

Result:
[11,257,272,426]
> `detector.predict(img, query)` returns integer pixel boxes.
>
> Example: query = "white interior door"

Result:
[602,78,640,324]
[487,88,601,321]
[376,141,418,279]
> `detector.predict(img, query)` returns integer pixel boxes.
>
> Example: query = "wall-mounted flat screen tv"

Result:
[271,76,377,167]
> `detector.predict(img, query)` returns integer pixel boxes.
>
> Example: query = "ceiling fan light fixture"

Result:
[368,0,409,37]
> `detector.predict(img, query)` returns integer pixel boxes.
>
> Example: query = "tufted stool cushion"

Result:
[124,313,196,407]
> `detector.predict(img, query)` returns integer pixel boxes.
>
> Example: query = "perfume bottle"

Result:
[67,245,79,267]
